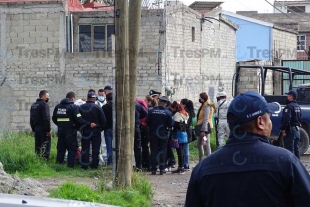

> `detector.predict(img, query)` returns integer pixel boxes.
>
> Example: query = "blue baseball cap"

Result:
[227,91,281,125]
[287,90,297,98]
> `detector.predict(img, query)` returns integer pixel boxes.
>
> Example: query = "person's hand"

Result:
[46,131,51,137]
[90,123,97,128]
[200,131,206,137]
[281,130,286,137]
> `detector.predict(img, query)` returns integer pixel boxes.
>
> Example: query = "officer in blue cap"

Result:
[79,91,106,170]
[280,90,303,159]
[146,96,174,175]
[185,91,310,207]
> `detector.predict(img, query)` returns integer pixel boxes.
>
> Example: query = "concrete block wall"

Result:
[0,1,65,132]
[165,4,237,106]
[272,28,297,60]
[0,2,236,132]
[71,10,165,99]
[236,60,273,95]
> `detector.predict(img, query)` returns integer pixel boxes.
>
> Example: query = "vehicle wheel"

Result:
[298,128,309,155]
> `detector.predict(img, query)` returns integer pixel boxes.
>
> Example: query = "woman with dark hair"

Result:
[170,101,189,174]
[196,92,216,161]
[180,98,195,171]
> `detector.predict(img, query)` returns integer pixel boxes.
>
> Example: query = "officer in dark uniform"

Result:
[185,91,310,207]
[280,90,303,159]
[30,90,51,160]
[52,92,97,168]
[146,96,174,175]
[149,90,161,101]
[79,91,106,170]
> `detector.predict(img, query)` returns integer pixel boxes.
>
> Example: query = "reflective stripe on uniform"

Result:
[57,118,70,122]
[77,113,81,117]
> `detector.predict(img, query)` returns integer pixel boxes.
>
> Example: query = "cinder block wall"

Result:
[165,5,237,107]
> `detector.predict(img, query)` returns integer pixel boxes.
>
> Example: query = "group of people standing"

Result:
[30,86,113,170]
[138,90,232,175]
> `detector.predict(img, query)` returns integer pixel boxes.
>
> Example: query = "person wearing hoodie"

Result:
[52,91,96,168]
[195,92,216,161]
[170,101,189,174]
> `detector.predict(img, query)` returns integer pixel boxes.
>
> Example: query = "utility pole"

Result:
[129,0,142,160]
[115,0,131,187]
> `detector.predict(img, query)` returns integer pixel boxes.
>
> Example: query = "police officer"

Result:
[149,90,161,101]
[214,91,230,149]
[30,90,51,160]
[146,96,174,175]
[214,93,221,148]
[280,90,303,159]
[52,92,97,168]
[79,91,106,170]
[185,91,310,207]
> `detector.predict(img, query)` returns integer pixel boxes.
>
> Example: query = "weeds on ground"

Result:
[0,131,101,178]
[0,131,153,206]
[49,172,153,207]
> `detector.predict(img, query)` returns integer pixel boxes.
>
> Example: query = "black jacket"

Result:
[52,98,91,130]
[30,99,51,132]
[102,102,113,129]
[185,132,310,207]
[281,100,303,131]
[79,101,106,131]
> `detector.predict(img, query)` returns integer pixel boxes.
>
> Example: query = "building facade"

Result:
[0,0,237,132]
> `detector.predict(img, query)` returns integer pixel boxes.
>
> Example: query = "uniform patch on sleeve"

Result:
[284,109,288,113]
[77,113,81,117]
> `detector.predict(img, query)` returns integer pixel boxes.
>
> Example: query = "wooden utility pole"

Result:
[129,0,142,158]
[115,0,132,187]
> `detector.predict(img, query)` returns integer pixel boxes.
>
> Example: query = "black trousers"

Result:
[141,125,150,168]
[34,126,51,160]
[80,128,101,169]
[166,139,176,167]
[56,128,78,168]
[149,131,168,171]
[134,126,142,169]
[176,143,184,169]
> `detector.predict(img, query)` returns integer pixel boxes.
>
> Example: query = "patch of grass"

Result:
[0,131,153,206]
[0,131,102,178]
[49,172,153,207]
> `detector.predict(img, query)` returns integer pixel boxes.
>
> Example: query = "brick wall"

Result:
[165,5,237,106]
[0,2,237,132]
[0,1,65,132]
[272,27,297,60]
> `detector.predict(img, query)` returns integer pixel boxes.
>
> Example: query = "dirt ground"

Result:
[35,155,310,207]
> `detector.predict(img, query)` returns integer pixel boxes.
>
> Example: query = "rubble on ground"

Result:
[0,162,49,197]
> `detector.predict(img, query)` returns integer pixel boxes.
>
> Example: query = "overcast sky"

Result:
[181,0,276,13]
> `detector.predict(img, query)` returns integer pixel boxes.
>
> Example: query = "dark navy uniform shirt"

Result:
[30,99,51,132]
[146,106,174,133]
[185,132,310,207]
[281,100,303,131]
[52,98,90,130]
[79,101,106,131]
